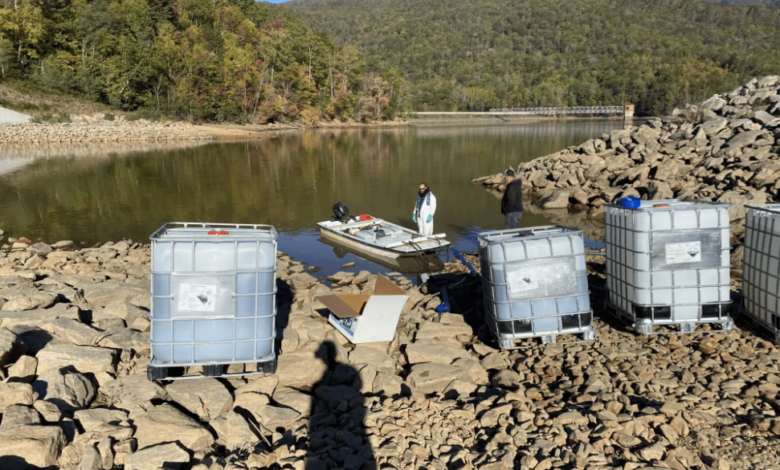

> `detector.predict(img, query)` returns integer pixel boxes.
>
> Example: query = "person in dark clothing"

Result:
[501,169,523,229]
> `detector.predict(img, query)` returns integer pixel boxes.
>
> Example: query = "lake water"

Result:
[0,120,623,277]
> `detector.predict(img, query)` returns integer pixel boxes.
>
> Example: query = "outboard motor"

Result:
[332,202,350,222]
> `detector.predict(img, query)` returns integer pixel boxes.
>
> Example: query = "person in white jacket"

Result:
[412,182,437,236]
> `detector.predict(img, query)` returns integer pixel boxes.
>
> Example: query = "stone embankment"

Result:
[0,232,779,469]
[0,115,409,144]
[473,76,780,230]
[0,120,216,144]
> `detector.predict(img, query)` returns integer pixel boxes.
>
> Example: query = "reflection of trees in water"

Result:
[0,141,210,162]
[0,123,620,243]
[412,120,620,138]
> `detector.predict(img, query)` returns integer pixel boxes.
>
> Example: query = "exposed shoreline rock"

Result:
[0,117,409,145]
[0,235,778,469]
[0,120,216,144]
[473,76,780,236]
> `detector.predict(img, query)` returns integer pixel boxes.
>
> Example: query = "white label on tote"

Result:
[177,284,216,312]
[666,241,702,264]
[506,269,539,295]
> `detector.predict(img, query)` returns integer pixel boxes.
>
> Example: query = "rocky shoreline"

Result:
[473,76,780,238]
[0,233,778,470]
[0,117,409,145]
[0,120,216,144]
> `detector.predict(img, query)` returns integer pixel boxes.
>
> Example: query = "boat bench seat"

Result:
[355,226,414,247]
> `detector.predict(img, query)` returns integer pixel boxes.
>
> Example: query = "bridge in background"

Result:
[411,104,634,117]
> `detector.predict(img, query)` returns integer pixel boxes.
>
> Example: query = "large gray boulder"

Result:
[101,374,168,415]
[373,372,404,396]
[123,442,190,470]
[633,125,660,144]
[0,326,24,367]
[95,302,149,322]
[132,403,215,454]
[754,110,777,126]
[0,304,81,329]
[272,386,313,416]
[415,321,473,340]
[165,378,233,421]
[348,347,395,373]
[0,382,37,412]
[39,317,100,346]
[0,425,66,468]
[1,292,57,312]
[34,400,62,422]
[81,281,148,309]
[77,444,102,470]
[700,95,726,111]
[701,116,729,136]
[726,129,766,150]
[211,411,259,451]
[259,404,301,430]
[404,341,471,365]
[94,327,148,353]
[35,342,115,376]
[236,374,279,397]
[232,389,270,425]
[538,190,570,209]
[407,360,488,394]
[74,408,130,432]
[33,368,96,411]
[275,341,328,390]
[0,404,41,431]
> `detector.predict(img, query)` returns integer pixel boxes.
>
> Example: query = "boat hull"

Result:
[321,227,407,260]
[317,217,450,273]
[318,235,444,273]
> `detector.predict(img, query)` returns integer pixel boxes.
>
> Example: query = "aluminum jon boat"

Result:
[318,202,451,263]
[318,234,446,274]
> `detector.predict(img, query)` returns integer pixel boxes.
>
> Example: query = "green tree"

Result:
[0,0,396,123]
[0,0,46,66]
[289,0,780,114]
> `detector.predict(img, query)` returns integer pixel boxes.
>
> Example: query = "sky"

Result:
[261,0,290,3]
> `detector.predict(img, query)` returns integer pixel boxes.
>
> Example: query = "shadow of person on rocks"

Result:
[275,278,294,330]
[0,456,54,470]
[306,340,376,470]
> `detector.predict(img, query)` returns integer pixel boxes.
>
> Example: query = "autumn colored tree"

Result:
[0,0,45,67]
[0,0,396,123]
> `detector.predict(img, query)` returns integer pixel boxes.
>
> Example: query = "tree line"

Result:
[289,0,780,115]
[0,0,402,123]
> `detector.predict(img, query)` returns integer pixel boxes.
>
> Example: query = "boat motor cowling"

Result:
[332,202,351,222]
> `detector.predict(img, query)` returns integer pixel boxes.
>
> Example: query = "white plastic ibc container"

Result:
[479,226,594,347]
[742,205,780,342]
[149,222,277,379]
[605,200,732,334]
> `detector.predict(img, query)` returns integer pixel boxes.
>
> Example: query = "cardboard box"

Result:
[317,275,408,344]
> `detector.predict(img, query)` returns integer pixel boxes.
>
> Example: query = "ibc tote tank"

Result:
[741,204,780,343]
[148,222,278,380]
[479,225,595,348]
[605,199,733,334]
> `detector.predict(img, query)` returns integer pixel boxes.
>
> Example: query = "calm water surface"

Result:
[0,121,623,276]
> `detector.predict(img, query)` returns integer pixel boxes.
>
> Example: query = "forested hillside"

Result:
[289,0,780,115]
[0,0,400,123]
